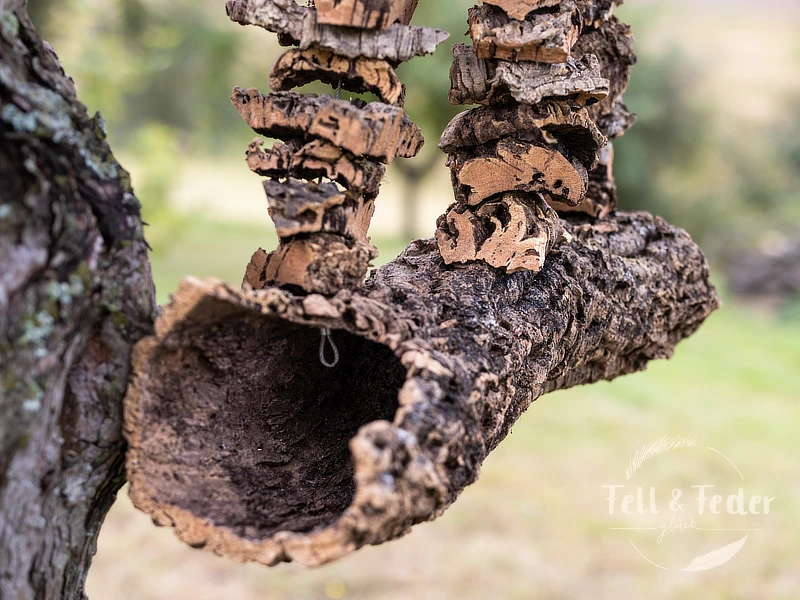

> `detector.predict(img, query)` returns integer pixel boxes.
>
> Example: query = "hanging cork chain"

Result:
[437,0,635,273]
[224,0,446,295]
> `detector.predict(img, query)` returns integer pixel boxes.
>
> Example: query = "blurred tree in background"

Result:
[29,0,259,149]
[393,0,472,238]
[616,7,800,264]
[27,0,274,233]
[616,54,800,261]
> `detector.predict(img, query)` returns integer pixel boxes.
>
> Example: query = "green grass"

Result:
[87,217,800,600]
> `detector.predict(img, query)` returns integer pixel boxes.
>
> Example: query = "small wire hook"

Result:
[319,327,340,368]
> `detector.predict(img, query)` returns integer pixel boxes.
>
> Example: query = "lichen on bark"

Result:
[0,6,155,599]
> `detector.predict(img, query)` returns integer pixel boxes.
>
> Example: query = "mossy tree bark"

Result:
[0,2,156,598]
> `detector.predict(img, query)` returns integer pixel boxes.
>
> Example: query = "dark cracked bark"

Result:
[125,212,719,566]
[0,3,156,599]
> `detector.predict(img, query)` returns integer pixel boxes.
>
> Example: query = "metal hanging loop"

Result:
[319,327,340,368]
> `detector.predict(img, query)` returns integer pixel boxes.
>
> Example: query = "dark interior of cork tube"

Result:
[142,313,406,539]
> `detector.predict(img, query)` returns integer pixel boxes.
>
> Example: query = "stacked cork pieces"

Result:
[436,0,636,273]
[225,0,448,295]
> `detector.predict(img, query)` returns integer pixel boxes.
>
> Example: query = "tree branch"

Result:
[124,211,719,567]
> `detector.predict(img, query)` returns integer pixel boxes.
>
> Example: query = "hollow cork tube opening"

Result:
[126,217,720,566]
[130,312,406,541]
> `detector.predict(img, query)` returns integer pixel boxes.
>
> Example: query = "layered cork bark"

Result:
[226,0,447,295]
[125,212,719,566]
[438,0,634,273]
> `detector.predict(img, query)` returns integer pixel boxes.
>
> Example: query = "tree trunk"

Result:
[0,3,156,599]
[395,156,437,240]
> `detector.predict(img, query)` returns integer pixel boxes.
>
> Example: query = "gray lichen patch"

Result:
[21,381,43,413]
[47,275,85,307]
[90,111,107,139]
[0,11,19,43]
[0,63,120,182]
[0,103,37,133]
[19,311,55,357]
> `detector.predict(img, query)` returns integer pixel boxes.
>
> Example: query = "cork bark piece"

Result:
[449,44,609,107]
[263,178,374,241]
[448,137,588,207]
[315,0,419,30]
[439,101,606,170]
[226,0,449,65]
[436,192,570,273]
[270,48,406,107]
[482,0,562,21]
[549,143,617,218]
[231,89,424,163]
[447,43,491,106]
[259,236,378,295]
[578,0,623,27]
[124,212,719,568]
[481,0,620,25]
[468,3,580,63]
[246,139,385,201]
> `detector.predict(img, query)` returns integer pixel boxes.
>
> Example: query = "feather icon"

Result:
[682,535,749,572]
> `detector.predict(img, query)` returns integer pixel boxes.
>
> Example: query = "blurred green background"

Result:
[28,0,800,598]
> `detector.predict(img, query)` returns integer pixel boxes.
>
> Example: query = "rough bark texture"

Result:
[447,137,589,207]
[435,192,570,272]
[256,235,378,296]
[263,178,374,241]
[482,0,622,25]
[449,46,609,108]
[0,5,155,599]
[440,0,636,269]
[232,89,424,163]
[482,0,562,21]
[225,0,448,65]
[125,212,719,567]
[315,0,419,30]
[551,142,617,217]
[270,48,406,107]
[438,100,606,157]
[577,0,622,27]
[246,138,386,201]
[468,3,580,63]
[572,17,636,139]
